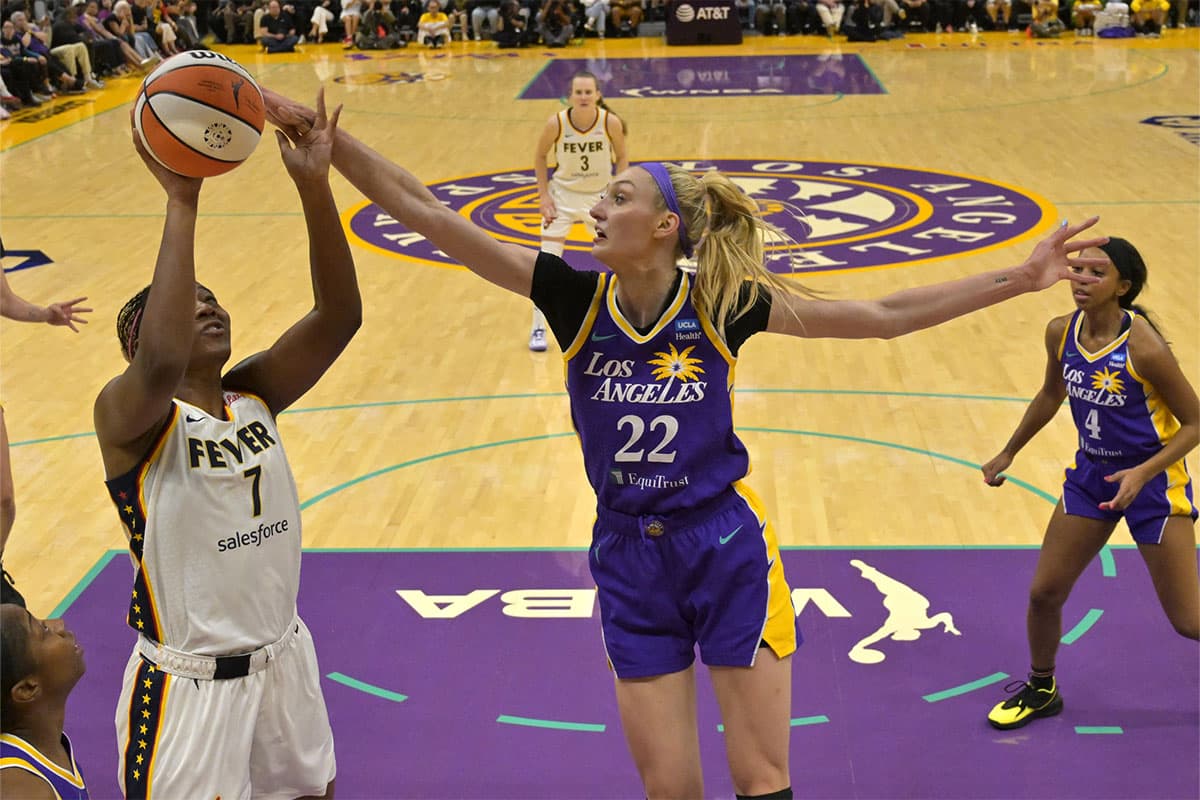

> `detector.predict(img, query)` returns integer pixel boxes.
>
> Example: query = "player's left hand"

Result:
[1099,467,1149,512]
[275,87,341,183]
[46,297,92,332]
[1020,216,1109,292]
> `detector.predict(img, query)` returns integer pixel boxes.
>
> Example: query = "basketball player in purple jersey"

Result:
[982,237,1198,730]
[265,87,1106,799]
[1,604,89,799]
[93,91,358,799]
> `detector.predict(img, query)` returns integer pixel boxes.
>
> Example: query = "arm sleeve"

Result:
[723,283,774,356]
[531,252,603,351]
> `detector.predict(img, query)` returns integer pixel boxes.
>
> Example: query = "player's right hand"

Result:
[981,452,1012,487]
[540,197,558,227]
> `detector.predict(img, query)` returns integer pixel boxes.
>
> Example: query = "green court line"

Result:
[1061,608,1103,645]
[718,715,830,732]
[496,715,605,732]
[922,672,1009,703]
[743,426,1059,505]
[5,387,1065,448]
[325,671,408,703]
[48,550,121,618]
[298,427,1062,510]
[299,433,576,510]
[1075,726,1123,735]
[1099,547,1116,577]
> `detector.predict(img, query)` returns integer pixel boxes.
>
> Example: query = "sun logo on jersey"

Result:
[1091,367,1125,395]
[649,344,704,383]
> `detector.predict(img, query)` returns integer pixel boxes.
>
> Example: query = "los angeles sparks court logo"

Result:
[344,159,1053,275]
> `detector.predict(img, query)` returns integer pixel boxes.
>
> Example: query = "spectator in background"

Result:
[537,0,571,44]
[80,0,144,70]
[340,0,363,45]
[259,0,298,50]
[357,0,404,46]
[1130,0,1168,32]
[105,0,160,61]
[985,0,1010,27]
[580,0,606,35]
[470,0,499,38]
[49,4,103,87]
[307,0,334,39]
[610,0,641,34]
[6,12,82,94]
[417,0,448,43]
[492,0,526,44]
[1030,0,1064,33]
[815,0,844,35]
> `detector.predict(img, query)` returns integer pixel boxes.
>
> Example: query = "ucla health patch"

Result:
[345,159,1053,275]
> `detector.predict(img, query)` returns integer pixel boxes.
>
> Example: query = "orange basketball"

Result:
[134,52,265,178]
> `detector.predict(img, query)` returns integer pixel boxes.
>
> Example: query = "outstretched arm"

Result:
[767,218,1107,340]
[981,316,1070,487]
[263,88,538,297]
[0,270,91,331]
[224,89,362,416]
[93,129,204,470]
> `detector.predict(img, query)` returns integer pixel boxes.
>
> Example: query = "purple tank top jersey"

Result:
[565,271,750,515]
[0,733,89,799]
[1060,309,1179,460]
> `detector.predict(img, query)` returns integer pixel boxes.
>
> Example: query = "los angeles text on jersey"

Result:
[1063,364,1128,407]
[584,353,707,403]
[346,159,1049,274]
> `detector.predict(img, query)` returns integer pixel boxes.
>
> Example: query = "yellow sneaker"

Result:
[987,676,1063,730]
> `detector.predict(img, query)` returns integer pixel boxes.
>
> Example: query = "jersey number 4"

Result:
[1085,409,1102,440]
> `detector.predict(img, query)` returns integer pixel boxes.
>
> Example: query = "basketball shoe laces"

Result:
[999,676,1056,711]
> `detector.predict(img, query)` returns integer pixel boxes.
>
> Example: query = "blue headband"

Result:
[639,162,693,259]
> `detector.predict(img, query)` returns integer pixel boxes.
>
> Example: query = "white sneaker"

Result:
[529,328,547,352]
[85,76,105,90]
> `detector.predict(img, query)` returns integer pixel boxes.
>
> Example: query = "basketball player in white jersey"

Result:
[529,70,627,351]
[93,91,359,800]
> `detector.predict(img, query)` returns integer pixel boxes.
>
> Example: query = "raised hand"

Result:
[1020,216,1109,292]
[46,297,92,332]
[273,87,342,184]
[131,115,203,201]
[261,85,317,142]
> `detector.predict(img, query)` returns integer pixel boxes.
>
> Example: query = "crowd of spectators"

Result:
[3,0,1194,113]
[0,0,211,116]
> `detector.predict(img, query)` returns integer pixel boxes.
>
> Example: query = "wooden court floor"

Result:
[1,30,1197,616]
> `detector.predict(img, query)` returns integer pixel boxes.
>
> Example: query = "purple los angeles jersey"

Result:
[564,270,750,515]
[1059,309,1181,460]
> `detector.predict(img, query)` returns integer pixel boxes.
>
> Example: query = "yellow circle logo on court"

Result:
[344,159,1054,275]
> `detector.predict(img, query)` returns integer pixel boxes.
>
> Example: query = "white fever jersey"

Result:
[105,392,301,656]
[552,107,616,194]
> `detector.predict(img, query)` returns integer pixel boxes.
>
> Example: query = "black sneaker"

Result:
[987,676,1063,730]
[1,565,26,608]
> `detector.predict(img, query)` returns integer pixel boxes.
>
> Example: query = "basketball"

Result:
[133,51,265,178]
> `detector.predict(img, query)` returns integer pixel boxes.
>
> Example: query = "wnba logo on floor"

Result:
[344,160,1053,275]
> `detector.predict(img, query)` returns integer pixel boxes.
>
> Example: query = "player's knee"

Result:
[1027,583,1069,613]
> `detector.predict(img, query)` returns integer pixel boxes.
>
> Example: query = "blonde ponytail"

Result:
[658,164,815,335]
